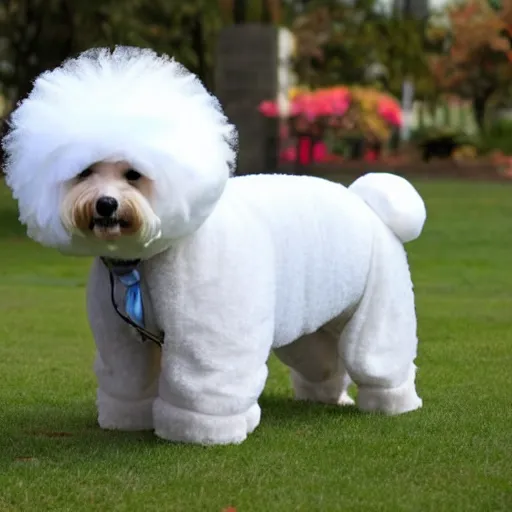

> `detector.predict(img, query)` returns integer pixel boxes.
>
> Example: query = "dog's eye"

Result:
[77,168,93,180]
[125,169,141,181]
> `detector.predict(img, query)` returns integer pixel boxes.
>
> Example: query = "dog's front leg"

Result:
[87,259,161,431]
[153,310,274,445]
[148,253,275,445]
[146,210,277,445]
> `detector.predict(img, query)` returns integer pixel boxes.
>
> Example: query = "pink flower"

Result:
[279,146,297,162]
[293,93,318,121]
[378,97,402,126]
[327,87,351,115]
[258,100,279,117]
[312,141,328,161]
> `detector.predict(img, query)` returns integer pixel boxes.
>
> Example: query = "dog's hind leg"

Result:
[338,223,423,416]
[87,258,161,431]
[274,320,354,406]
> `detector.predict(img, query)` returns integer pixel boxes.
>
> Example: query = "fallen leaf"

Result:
[30,431,73,438]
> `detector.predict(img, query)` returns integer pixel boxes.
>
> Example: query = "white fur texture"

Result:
[87,173,424,445]
[2,46,237,256]
[349,173,427,243]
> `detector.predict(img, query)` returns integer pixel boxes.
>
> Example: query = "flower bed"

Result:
[259,85,402,166]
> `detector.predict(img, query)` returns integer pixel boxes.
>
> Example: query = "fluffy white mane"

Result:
[2,46,238,251]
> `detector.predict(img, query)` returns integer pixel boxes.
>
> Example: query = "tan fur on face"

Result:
[61,160,154,241]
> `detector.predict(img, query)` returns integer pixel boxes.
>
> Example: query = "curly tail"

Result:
[349,173,426,243]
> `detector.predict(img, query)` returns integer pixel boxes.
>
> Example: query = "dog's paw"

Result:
[338,391,355,407]
[245,403,261,434]
[97,390,154,431]
[356,366,422,415]
[153,398,260,445]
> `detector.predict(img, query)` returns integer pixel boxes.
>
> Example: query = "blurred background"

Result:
[1,0,512,177]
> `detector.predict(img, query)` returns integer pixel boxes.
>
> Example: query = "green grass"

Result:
[1,178,511,512]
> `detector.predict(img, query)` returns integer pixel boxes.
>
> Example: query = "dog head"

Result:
[2,46,237,259]
[60,159,161,253]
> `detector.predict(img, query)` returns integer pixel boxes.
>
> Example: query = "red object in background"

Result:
[364,149,378,161]
[258,100,279,117]
[279,146,296,162]
[258,87,352,121]
[377,97,402,127]
[259,87,402,167]
[298,136,312,165]
[280,140,343,164]
[312,140,327,162]
[293,88,351,120]
[258,88,401,127]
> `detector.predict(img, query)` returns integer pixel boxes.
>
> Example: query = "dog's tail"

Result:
[348,173,426,243]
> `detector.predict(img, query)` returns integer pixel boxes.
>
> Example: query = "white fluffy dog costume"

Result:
[3,46,426,445]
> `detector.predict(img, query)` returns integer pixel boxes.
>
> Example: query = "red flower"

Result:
[378,97,402,127]
[258,100,279,117]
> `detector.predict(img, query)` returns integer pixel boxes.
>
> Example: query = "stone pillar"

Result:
[215,24,279,175]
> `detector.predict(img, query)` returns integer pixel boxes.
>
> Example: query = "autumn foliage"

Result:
[428,0,512,127]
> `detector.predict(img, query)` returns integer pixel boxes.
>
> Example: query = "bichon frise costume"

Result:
[3,46,426,445]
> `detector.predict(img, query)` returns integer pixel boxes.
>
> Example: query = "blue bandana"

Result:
[117,269,144,327]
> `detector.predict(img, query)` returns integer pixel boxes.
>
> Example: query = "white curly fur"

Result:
[2,46,237,257]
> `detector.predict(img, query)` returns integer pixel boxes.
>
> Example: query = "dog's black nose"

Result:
[96,196,118,217]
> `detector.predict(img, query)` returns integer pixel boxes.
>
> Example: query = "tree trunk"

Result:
[191,12,207,86]
[233,0,247,23]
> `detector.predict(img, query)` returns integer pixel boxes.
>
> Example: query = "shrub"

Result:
[258,85,402,143]
[479,118,512,155]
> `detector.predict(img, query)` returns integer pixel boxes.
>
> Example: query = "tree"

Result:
[0,0,230,167]
[0,0,77,107]
[117,1,223,91]
[427,0,512,129]
[0,1,228,113]
[289,0,432,99]
[372,15,433,100]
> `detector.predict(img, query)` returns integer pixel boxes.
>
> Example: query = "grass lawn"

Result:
[0,177,511,512]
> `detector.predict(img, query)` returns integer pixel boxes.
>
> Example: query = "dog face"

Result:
[60,160,162,251]
[3,47,238,258]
